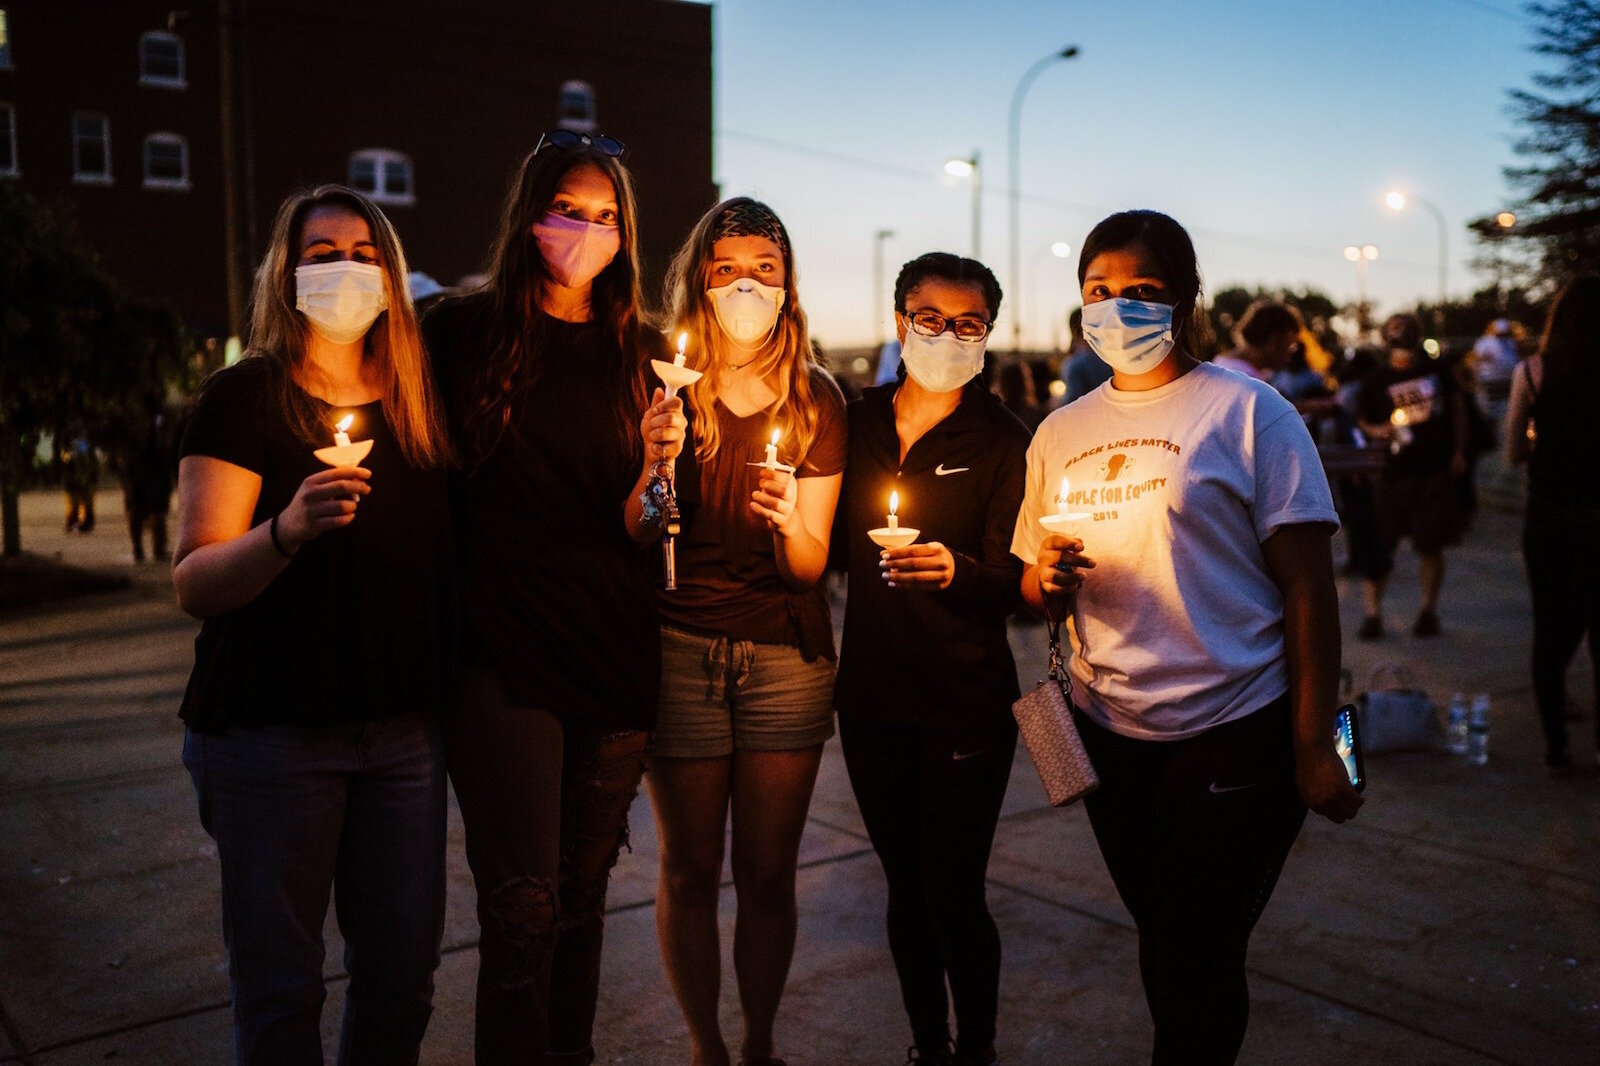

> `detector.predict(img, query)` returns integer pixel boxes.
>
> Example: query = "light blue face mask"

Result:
[1081,297,1175,375]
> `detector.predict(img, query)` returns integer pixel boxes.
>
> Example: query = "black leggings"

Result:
[1523,499,1600,762]
[445,663,649,1064]
[1076,697,1307,1066]
[839,713,1017,1057]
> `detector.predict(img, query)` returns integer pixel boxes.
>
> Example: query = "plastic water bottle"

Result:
[1447,693,1470,756]
[1467,693,1491,766]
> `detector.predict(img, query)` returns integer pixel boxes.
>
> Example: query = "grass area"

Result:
[0,551,131,612]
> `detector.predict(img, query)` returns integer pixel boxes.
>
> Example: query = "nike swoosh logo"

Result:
[935,464,969,476]
[1208,781,1259,794]
[952,748,988,761]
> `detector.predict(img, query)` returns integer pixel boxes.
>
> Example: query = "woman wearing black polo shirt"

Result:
[174,185,454,1063]
[835,252,1030,1066]
[421,132,685,1063]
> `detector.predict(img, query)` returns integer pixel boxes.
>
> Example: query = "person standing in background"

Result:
[1503,275,1600,772]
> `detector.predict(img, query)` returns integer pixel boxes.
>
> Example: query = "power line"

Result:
[719,128,1439,273]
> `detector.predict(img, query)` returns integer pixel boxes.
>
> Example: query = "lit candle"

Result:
[765,429,780,470]
[1057,475,1071,517]
[888,490,900,531]
[334,414,353,448]
[674,332,688,368]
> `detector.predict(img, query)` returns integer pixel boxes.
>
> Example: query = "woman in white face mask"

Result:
[833,252,1030,1066]
[171,185,454,1063]
[1011,210,1362,1064]
[647,198,846,1066]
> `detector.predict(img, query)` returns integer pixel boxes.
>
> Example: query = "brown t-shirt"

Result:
[657,366,847,657]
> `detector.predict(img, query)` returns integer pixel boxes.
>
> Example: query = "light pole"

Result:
[1009,44,1080,354]
[873,228,896,349]
[1030,241,1073,350]
[1384,189,1448,318]
[944,152,982,259]
[1343,243,1379,334]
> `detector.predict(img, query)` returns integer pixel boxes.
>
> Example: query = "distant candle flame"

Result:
[889,490,899,517]
[336,414,354,433]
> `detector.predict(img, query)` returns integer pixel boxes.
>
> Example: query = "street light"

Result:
[1384,189,1448,310]
[873,228,896,349]
[1031,241,1074,350]
[944,152,981,259]
[1343,243,1379,332]
[1009,44,1080,354]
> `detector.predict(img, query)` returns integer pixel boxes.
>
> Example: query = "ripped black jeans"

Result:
[446,663,649,1064]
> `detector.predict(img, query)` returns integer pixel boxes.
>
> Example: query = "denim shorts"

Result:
[653,624,836,759]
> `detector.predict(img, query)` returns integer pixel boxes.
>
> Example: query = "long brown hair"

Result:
[241,184,451,467]
[664,197,828,464]
[464,143,648,460]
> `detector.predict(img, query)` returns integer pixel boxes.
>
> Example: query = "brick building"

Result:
[0,0,716,340]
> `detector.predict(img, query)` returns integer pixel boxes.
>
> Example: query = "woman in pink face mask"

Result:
[421,132,687,1064]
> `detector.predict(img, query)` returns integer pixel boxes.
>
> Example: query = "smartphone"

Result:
[1334,703,1366,792]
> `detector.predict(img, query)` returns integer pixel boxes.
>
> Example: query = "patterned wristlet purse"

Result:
[1012,616,1099,807]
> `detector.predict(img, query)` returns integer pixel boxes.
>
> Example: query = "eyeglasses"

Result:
[534,129,626,157]
[902,310,992,342]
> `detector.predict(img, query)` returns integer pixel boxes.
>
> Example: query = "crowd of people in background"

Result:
[15,120,1573,1066]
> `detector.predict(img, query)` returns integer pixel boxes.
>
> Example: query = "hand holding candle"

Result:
[747,427,794,474]
[1037,474,1095,604]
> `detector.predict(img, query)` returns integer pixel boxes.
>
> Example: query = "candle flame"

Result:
[770,429,781,446]
[336,414,354,433]
[1059,475,1070,505]
[676,332,687,356]
[889,490,899,517]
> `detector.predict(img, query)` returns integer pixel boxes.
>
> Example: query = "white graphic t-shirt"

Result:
[1011,362,1339,740]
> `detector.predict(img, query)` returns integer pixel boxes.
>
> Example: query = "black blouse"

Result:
[177,358,456,733]
[423,294,667,728]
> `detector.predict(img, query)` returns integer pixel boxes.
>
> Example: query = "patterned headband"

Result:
[711,200,789,258]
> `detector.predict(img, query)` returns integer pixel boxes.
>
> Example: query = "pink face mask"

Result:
[532,212,622,288]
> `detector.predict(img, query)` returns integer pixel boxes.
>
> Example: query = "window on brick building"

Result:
[143,132,189,189]
[349,149,414,206]
[72,112,111,184]
[139,31,185,88]
[558,80,596,133]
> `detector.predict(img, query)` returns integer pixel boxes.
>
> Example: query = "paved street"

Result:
[1,487,1596,1064]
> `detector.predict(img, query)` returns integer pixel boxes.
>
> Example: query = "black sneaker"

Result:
[1412,610,1440,637]
[1357,615,1384,640]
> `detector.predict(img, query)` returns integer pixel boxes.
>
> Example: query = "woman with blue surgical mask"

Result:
[648,197,847,1066]
[1012,210,1363,1064]
[172,185,455,1062]
[834,252,1030,1066]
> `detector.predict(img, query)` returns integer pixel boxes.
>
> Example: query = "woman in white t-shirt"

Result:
[1012,210,1363,1065]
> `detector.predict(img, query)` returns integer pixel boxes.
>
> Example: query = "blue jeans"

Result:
[183,713,448,1065]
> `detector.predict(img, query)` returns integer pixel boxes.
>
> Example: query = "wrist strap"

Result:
[269,513,297,559]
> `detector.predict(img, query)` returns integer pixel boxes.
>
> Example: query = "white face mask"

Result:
[707,278,785,346]
[900,326,987,393]
[1081,297,1175,375]
[295,261,387,344]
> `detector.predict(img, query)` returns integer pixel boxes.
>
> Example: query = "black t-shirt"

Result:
[177,358,456,733]
[1358,359,1459,475]
[656,366,847,656]
[423,294,665,728]
[833,382,1030,730]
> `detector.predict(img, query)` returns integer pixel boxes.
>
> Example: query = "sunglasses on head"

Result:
[534,129,626,157]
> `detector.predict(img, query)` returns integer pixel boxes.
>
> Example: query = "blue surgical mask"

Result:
[900,328,987,394]
[1081,297,1175,375]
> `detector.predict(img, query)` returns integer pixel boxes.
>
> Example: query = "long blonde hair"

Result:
[243,184,451,467]
[664,197,829,464]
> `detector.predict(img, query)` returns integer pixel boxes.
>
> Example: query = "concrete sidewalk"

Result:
[1,488,1595,1064]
